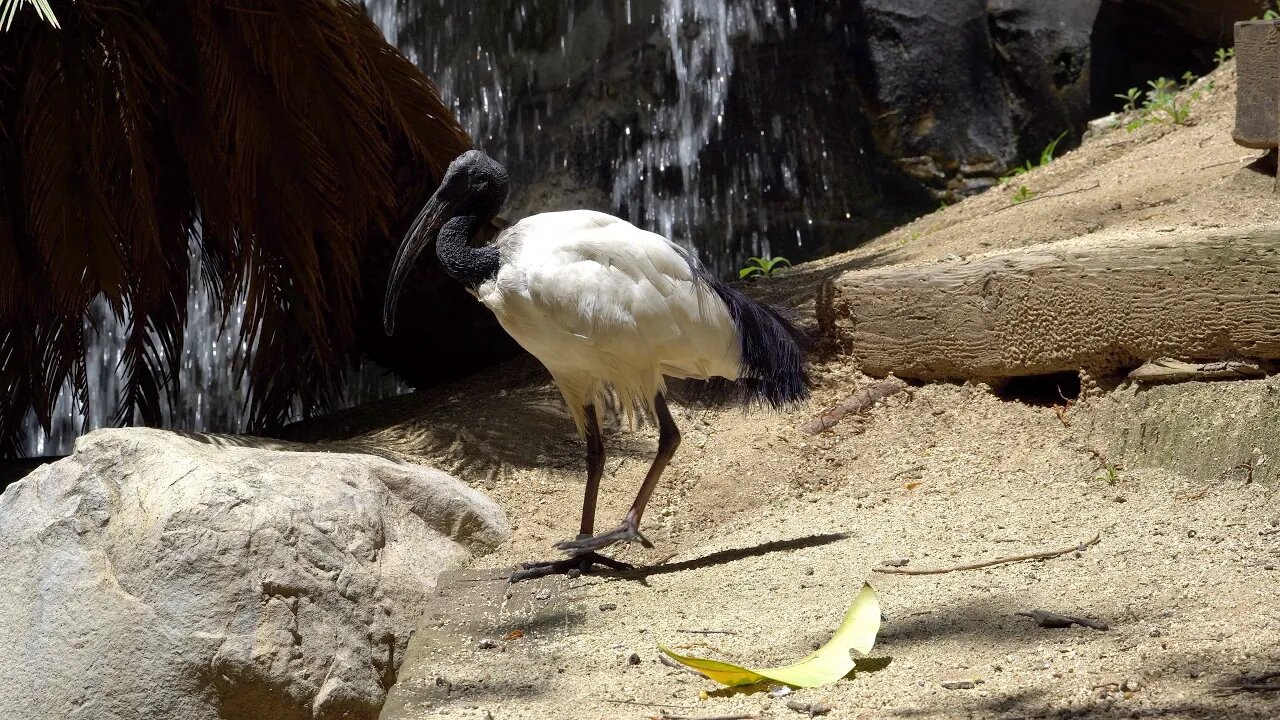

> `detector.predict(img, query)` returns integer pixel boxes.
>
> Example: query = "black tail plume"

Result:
[704,278,810,407]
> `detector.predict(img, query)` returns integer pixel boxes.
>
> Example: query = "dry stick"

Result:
[1217,684,1280,693]
[659,714,759,720]
[802,378,907,434]
[677,629,738,635]
[874,533,1101,575]
[1196,155,1265,171]
[603,698,692,709]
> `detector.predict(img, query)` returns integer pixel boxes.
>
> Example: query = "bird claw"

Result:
[553,522,653,556]
[507,551,632,583]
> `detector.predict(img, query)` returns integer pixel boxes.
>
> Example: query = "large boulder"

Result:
[0,428,508,720]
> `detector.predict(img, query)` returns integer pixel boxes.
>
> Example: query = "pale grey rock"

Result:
[0,428,508,720]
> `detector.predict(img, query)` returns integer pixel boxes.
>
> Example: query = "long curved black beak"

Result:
[383,195,449,335]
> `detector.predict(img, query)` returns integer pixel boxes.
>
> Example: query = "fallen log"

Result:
[816,228,1280,382]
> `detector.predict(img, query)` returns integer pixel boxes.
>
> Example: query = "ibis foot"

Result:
[507,551,632,583]
[554,520,653,556]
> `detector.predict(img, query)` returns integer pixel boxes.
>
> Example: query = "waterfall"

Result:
[371,0,793,275]
[21,237,406,456]
[610,0,780,256]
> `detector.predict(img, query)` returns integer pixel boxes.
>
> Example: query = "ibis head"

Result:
[383,150,510,335]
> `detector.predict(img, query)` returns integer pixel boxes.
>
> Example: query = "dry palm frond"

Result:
[0,0,59,30]
[0,0,472,454]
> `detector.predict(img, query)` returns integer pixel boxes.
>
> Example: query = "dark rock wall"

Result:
[381,0,1259,276]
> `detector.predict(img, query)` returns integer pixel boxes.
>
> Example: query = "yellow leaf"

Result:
[658,583,882,688]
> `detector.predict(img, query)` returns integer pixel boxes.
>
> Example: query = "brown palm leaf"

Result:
[0,0,473,454]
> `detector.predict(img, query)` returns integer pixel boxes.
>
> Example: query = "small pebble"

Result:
[533,588,551,600]
[600,603,617,611]
[1189,669,1203,679]
[941,679,976,690]
[477,639,498,649]
[1123,679,1140,692]
[769,686,793,698]
[628,653,641,665]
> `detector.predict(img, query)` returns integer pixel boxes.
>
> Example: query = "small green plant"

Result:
[1097,463,1122,486]
[1159,96,1193,124]
[1037,131,1068,167]
[1011,185,1034,203]
[1115,87,1142,112]
[1001,131,1069,184]
[1121,73,1201,130]
[1147,76,1178,99]
[1215,47,1236,66]
[739,255,792,279]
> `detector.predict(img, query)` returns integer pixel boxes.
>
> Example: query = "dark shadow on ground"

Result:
[586,532,853,585]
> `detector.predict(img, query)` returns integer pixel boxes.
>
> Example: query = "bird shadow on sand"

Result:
[279,354,674,486]
[582,531,852,586]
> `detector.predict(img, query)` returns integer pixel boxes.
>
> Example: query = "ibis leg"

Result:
[579,405,605,537]
[555,393,680,556]
[509,406,628,583]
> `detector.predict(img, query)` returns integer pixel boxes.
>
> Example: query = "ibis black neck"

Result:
[437,214,500,286]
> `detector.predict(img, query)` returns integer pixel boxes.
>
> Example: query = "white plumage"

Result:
[475,210,741,433]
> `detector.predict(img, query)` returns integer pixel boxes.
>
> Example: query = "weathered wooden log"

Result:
[816,228,1280,381]
[1234,19,1280,150]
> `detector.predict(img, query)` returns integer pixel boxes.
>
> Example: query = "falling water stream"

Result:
[21,0,798,455]
[373,0,799,272]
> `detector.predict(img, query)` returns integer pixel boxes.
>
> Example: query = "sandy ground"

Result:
[293,61,1280,719]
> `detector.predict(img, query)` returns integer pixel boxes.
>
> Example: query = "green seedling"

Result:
[739,255,792,279]
[1115,87,1142,112]
[1215,47,1235,66]
[1147,77,1178,102]
[1012,185,1034,203]
[1001,131,1069,184]
[1097,463,1122,486]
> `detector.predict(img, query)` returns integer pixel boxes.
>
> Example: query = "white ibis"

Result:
[384,150,809,580]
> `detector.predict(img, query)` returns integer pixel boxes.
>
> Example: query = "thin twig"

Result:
[1216,684,1280,693]
[659,714,759,720]
[874,533,1101,575]
[603,698,693,709]
[802,378,907,434]
[1196,155,1265,171]
[678,629,738,635]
